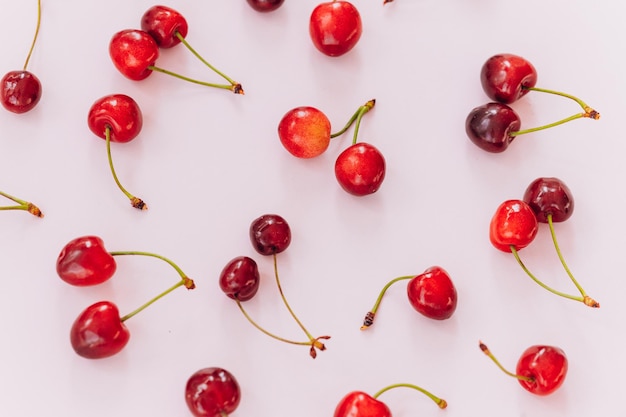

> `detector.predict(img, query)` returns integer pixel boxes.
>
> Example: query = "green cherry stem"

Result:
[0,190,43,217]
[23,0,42,71]
[372,383,447,409]
[120,278,192,322]
[479,341,535,383]
[330,99,376,142]
[105,126,147,210]
[361,275,413,330]
[147,66,242,94]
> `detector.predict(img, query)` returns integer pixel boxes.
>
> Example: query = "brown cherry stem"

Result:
[105,126,147,210]
[0,190,43,217]
[23,0,42,71]
[330,99,376,143]
[361,275,413,330]
[479,341,534,383]
[372,383,447,409]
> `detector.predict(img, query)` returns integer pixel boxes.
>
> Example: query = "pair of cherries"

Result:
[56,235,195,359]
[278,100,386,197]
[465,53,600,153]
[219,214,329,358]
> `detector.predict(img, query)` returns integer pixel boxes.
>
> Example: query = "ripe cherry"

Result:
[109,29,159,81]
[335,143,386,196]
[70,301,130,359]
[278,106,331,158]
[481,54,537,104]
[0,190,43,217]
[141,5,188,49]
[309,1,362,57]
[249,214,292,255]
[185,367,241,417]
[362,266,457,330]
[489,199,538,253]
[56,236,117,286]
[465,102,521,153]
[246,0,285,12]
[480,341,568,396]
[219,256,260,301]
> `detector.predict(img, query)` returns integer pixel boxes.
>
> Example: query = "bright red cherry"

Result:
[70,301,130,359]
[466,102,521,153]
[489,199,538,252]
[56,236,117,286]
[249,214,291,255]
[335,143,386,196]
[278,106,331,158]
[246,0,285,12]
[1,71,42,114]
[309,1,362,57]
[523,177,574,223]
[481,53,537,104]
[219,256,260,301]
[109,29,159,81]
[87,94,143,143]
[185,367,241,417]
[141,5,188,49]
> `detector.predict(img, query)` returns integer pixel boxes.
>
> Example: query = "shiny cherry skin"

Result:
[335,143,386,196]
[489,199,538,252]
[219,256,260,301]
[246,0,285,12]
[56,236,117,286]
[333,391,391,417]
[141,5,188,49]
[481,53,537,104]
[185,367,241,417]
[1,70,42,113]
[466,102,521,153]
[516,345,568,395]
[87,94,143,143]
[70,301,130,359]
[109,29,159,81]
[523,177,574,223]
[249,214,291,255]
[309,1,362,57]
[278,106,331,158]
[407,266,457,320]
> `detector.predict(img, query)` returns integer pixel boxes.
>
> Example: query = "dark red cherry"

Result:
[489,199,538,252]
[87,94,143,143]
[481,53,537,104]
[70,301,130,359]
[335,143,386,196]
[185,367,241,417]
[516,345,568,395]
[249,214,291,255]
[1,70,42,113]
[523,177,574,223]
[246,0,285,12]
[466,102,521,153]
[141,5,189,49]
[407,266,457,320]
[219,256,260,301]
[56,236,117,286]
[309,1,362,57]
[109,29,159,81]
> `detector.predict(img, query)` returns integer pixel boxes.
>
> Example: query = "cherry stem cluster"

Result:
[479,341,534,383]
[361,275,413,330]
[23,0,42,71]
[0,190,43,217]
[105,126,147,210]
[510,86,599,137]
[372,383,447,409]
[330,99,376,145]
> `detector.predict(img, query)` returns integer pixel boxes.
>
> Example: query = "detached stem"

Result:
[105,126,147,210]
[330,99,376,141]
[372,383,447,409]
[0,190,43,217]
[120,279,187,322]
[361,275,413,329]
[23,0,42,70]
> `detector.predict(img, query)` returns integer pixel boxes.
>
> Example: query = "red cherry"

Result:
[516,345,568,395]
[219,256,260,301]
[1,70,42,114]
[87,94,143,143]
[481,53,537,104]
[56,236,117,286]
[141,5,189,49]
[249,214,291,255]
[523,177,574,223]
[489,199,538,252]
[278,106,331,158]
[333,391,391,417]
[335,143,386,196]
[109,29,159,81]
[465,102,521,153]
[246,0,285,12]
[407,266,457,320]
[185,367,241,417]
[70,301,130,359]
[309,1,362,57]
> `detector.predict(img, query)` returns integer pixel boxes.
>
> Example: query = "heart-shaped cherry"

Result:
[480,341,568,396]
[278,106,331,158]
[309,1,362,57]
[219,256,260,301]
[0,189,43,217]
[246,0,285,12]
[185,367,241,417]
[56,236,117,286]
[362,266,457,329]
[70,301,130,359]
[109,29,160,81]
[465,102,521,153]
[480,53,538,104]
[141,5,188,49]
[489,199,538,253]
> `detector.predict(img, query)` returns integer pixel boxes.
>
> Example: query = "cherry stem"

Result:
[479,341,534,383]
[147,65,243,94]
[120,278,190,322]
[23,0,42,71]
[0,190,43,217]
[372,383,447,409]
[105,126,147,210]
[108,250,195,289]
[330,99,376,144]
[361,275,413,330]
[547,214,599,308]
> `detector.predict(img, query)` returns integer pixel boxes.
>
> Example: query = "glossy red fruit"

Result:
[407,266,457,320]
[335,143,386,196]
[309,1,362,57]
[466,102,521,153]
[334,391,391,417]
[70,301,130,359]
[489,200,538,252]
[141,5,188,49]
[481,53,537,104]
[109,29,159,81]
[523,177,574,223]
[246,0,285,12]
[1,70,42,113]
[219,256,260,301]
[185,367,241,417]
[249,214,291,255]
[87,94,143,143]
[56,236,117,286]
[516,345,568,395]
[278,106,331,158]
